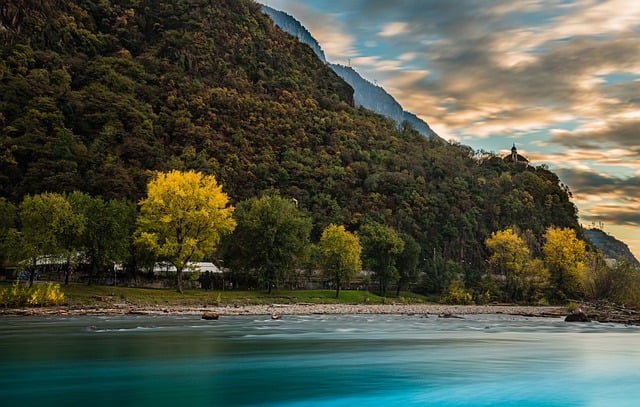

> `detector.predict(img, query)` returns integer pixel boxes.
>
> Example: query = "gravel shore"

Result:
[0,303,566,318]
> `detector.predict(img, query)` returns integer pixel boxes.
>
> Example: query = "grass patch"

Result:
[0,281,432,307]
[0,282,430,307]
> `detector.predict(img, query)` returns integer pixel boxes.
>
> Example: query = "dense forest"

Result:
[4,0,625,304]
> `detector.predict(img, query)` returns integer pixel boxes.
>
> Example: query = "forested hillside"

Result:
[1,0,580,275]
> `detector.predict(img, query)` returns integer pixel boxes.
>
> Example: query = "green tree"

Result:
[67,192,136,285]
[226,194,312,294]
[56,192,88,285]
[395,233,421,296]
[520,258,550,303]
[319,224,362,298]
[360,222,404,296]
[542,226,587,300]
[16,193,84,287]
[135,170,236,293]
[0,198,18,272]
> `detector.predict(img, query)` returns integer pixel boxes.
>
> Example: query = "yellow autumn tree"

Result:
[542,226,586,300]
[485,227,551,303]
[485,228,531,302]
[319,224,362,298]
[135,170,236,293]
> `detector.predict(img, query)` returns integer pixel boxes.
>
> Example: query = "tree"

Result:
[319,224,362,298]
[542,226,587,300]
[359,222,404,296]
[135,170,236,293]
[485,228,531,302]
[520,258,550,303]
[0,198,17,272]
[395,233,421,296]
[17,193,85,287]
[225,193,312,294]
[67,192,136,285]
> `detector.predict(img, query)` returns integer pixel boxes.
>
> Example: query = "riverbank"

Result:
[6,302,640,325]
[0,303,566,318]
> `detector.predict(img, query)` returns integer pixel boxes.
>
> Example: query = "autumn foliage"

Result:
[135,170,236,292]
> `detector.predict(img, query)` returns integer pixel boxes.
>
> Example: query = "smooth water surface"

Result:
[1,313,639,406]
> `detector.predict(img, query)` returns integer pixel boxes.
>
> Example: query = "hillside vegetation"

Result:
[1,0,614,304]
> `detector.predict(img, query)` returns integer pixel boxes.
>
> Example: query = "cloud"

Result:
[582,202,640,226]
[552,167,640,226]
[378,22,409,37]
[314,0,640,146]
[529,148,640,173]
[549,119,640,151]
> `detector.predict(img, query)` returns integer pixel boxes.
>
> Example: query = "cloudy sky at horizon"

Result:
[260,0,640,260]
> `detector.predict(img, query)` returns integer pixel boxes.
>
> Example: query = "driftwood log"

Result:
[569,300,640,325]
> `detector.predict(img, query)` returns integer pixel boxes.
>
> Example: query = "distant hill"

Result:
[261,5,442,141]
[584,229,640,269]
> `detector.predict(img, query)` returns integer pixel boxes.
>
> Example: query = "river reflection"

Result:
[1,314,639,406]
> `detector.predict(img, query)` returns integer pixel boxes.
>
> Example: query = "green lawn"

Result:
[0,280,432,307]
[53,283,429,307]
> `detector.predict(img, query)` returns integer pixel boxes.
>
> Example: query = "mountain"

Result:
[584,229,640,269]
[260,5,327,64]
[261,5,441,141]
[0,0,581,270]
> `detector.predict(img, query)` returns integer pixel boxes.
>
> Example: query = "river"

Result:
[1,314,639,406]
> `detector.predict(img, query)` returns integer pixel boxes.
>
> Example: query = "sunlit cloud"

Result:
[529,149,640,170]
[378,22,410,37]
[583,203,640,226]
[549,119,640,150]
[555,0,640,36]
[398,52,418,62]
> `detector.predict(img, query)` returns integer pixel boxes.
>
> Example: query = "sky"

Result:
[260,0,640,260]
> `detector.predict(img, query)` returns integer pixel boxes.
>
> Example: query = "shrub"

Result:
[474,290,491,305]
[440,278,474,305]
[0,282,65,307]
[0,281,30,307]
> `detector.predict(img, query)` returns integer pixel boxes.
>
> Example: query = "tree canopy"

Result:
[360,222,405,296]
[319,224,362,298]
[224,193,312,293]
[543,226,587,300]
[135,170,236,292]
[15,193,85,287]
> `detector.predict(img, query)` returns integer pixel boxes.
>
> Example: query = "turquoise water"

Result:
[1,313,639,406]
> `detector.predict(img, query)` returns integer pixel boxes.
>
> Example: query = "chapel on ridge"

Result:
[504,144,529,165]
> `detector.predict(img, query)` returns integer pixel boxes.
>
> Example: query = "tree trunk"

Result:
[335,276,340,298]
[396,281,401,296]
[64,255,72,286]
[29,258,36,288]
[87,262,99,285]
[176,267,183,293]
